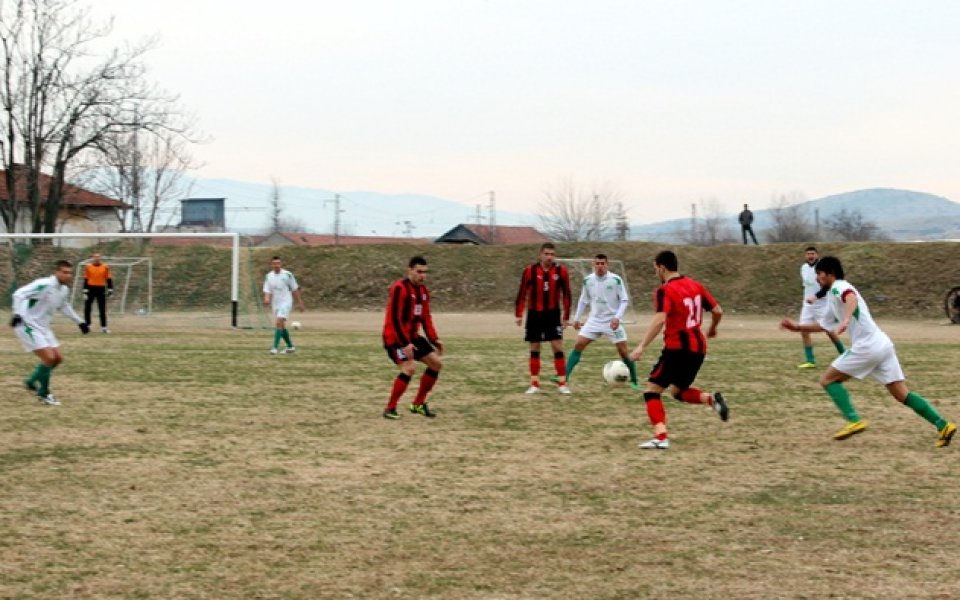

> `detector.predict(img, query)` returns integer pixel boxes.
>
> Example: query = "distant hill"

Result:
[184,178,540,238]
[631,189,960,242]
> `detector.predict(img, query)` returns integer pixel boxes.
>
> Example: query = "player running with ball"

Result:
[381,256,444,420]
[629,250,729,450]
[780,255,956,447]
[10,260,91,406]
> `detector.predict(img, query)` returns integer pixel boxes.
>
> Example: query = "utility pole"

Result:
[488,191,497,244]
[615,202,629,241]
[324,194,345,245]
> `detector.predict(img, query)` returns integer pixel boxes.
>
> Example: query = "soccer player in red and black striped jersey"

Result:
[628,250,729,449]
[381,255,444,420]
[515,242,572,394]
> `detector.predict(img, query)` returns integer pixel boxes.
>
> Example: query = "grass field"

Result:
[2,312,959,599]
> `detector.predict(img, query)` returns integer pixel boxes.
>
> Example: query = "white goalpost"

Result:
[0,232,243,327]
[559,257,641,324]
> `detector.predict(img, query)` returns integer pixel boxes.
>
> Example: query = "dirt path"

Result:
[283,311,959,342]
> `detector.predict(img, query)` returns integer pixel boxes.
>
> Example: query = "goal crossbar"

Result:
[0,232,242,327]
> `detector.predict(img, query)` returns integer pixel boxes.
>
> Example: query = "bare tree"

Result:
[823,208,888,241]
[766,192,816,243]
[538,177,622,242]
[72,120,202,233]
[683,198,736,246]
[268,178,282,233]
[261,179,309,234]
[0,0,192,237]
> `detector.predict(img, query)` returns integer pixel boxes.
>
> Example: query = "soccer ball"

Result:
[290,321,301,330]
[602,360,631,385]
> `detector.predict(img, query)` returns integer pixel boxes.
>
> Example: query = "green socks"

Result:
[825,386,946,430]
[36,364,53,396]
[825,382,861,422]
[904,392,947,430]
[281,328,292,347]
[624,357,638,384]
[833,339,846,354]
[565,350,582,380]
[273,329,283,349]
[804,346,815,363]
[26,364,44,387]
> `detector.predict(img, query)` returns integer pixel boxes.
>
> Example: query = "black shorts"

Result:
[648,349,705,390]
[524,309,563,343]
[384,336,436,364]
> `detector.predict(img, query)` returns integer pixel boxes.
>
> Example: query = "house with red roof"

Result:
[0,168,129,242]
[434,224,550,245]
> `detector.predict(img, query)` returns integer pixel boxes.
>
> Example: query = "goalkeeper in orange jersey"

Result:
[83,253,113,333]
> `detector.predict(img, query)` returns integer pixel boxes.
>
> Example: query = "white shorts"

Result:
[272,302,293,320]
[578,319,628,344]
[13,324,59,352]
[831,344,904,385]
[799,299,827,325]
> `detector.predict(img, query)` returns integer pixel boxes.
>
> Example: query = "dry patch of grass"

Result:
[1,313,959,599]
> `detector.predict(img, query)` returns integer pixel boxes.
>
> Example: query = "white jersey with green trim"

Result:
[819,279,892,352]
[573,272,629,324]
[263,269,299,306]
[12,275,83,329]
[801,262,820,298]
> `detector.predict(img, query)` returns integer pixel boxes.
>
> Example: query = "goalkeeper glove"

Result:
[10,314,23,327]
[79,323,90,334]
[82,288,88,297]
[107,289,114,297]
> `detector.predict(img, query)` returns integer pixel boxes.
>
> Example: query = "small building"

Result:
[434,224,550,245]
[177,198,226,232]
[0,168,129,245]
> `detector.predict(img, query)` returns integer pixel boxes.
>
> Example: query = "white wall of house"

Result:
[0,207,124,247]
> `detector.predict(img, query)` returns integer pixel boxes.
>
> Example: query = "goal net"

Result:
[0,233,270,330]
[559,257,641,324]
[70,256,153,316]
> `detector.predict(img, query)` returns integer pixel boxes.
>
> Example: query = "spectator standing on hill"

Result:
[10,260,91,406]
[262,256,305,355]
[780,255,956,447]
[83,253,113,333]
[739,203,759,245]
[515,242,572,395]
[381,255,443,419]
[564,253,639,390]
[629,250,729,450]
[796,246,846,368]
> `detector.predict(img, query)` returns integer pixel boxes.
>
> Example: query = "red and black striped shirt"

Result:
[654,275,717,354]
[382,278,438,347]
[515,262,572,321]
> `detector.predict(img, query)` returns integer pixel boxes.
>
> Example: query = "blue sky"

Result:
[93,0,960,223]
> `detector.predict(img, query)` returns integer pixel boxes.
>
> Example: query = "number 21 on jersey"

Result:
[683,295,703,328]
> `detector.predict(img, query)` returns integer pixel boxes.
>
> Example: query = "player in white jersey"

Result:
[10,260,90,405]
[563,254,639,390]
[796,246,845,369]
[262,256,305,355]
[780,256,956,447]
